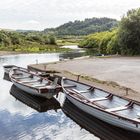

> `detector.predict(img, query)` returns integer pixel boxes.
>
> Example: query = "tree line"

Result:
[0,31,59,52]
[0,31,56,46]
[79,8,140,55]
[44,17,118,35]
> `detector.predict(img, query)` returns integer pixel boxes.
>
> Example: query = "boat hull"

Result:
[3,65,16,74]
[11,78,58,99]
[66,94,140,133]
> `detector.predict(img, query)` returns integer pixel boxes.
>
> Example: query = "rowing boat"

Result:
[62,99,140,139]
[61,78,140,133]
[9,67,62,99]
[3,64,50,79]
[3,65,17,74]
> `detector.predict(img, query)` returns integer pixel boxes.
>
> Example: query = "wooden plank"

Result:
[106,106,129,112]
[133,118,140,123]
[63,84,76,88]
[72,88,89,93]
[22,80,39,83]
[14,76,30,79]
[90,97,108,102]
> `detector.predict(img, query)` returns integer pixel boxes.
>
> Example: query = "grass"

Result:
[57,39,79,46]
[57,36,84,46]
[0,44,71,53]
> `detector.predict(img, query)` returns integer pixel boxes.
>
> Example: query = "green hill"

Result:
[44,17,118,35]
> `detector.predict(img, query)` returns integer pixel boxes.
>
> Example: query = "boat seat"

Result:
[72,87,94,93]
[106,106,129,112]
[63,84,76,88]
[38,78,60,89]
[72,88,89,93]
[106,101,134,112]
[31,81,50,87]
[22,79,39,83]
[89,97,108,102]
[14,76,30,79]
[32,83,47,87]
[137,113,140,117]
[89,94,113,102]
[13,72,23,75]
[133,118,140,123]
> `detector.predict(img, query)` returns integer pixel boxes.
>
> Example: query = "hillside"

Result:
[44,17,118,35]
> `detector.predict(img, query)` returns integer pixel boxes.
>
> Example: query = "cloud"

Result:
[26,20,40,25]
[0,0,140,30]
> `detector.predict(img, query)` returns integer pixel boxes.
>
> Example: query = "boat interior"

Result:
[63,79,140,122]
[11,69,59,88]
[12,69,79,89]
[4,65,16,72]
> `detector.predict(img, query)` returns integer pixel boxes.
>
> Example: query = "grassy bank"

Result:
[57,35,84,46]
[0,44,71,53]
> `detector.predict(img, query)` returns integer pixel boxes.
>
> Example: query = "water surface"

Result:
[0,52,96,140]
[0,52,139,140]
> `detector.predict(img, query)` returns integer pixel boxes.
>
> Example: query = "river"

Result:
[0,50,139,140]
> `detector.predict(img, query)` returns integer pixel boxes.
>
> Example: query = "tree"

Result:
[44,17,118,35]
[118,8,140,55]
[9,32,21,45]
[47,34,56,44]
[79,29,119,55]
[0,31,11,46]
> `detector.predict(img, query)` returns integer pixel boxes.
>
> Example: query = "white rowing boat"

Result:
[9,67,62,99]
[61,78,140,133]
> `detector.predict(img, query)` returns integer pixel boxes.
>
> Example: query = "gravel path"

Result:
[29,57,140,101]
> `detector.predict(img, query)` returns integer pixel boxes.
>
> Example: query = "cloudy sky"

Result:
[0,0,140,30]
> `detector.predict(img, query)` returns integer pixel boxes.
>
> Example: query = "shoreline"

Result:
[29,57,140,102]
[0,51,23,56]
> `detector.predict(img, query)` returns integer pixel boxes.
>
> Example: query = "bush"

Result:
[79,29,119,55]
[118,8,140,55]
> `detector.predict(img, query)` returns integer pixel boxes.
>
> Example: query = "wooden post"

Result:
[126,88,129,95]
[44,64,46,71]
[77,75,80,82]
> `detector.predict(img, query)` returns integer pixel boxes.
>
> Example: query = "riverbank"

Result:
[0,51,22,56]
[29,56,140,102]
[0,47,71,56]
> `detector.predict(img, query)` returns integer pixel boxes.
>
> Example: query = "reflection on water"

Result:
[59,51,85,60]
[10,85,61,112]
[0,52,94,140]
[61,45,81,50]
[3,72,11,82]
[0,52,140,139]
[0,53,60,67]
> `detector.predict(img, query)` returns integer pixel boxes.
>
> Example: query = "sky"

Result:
[0,0,140,30]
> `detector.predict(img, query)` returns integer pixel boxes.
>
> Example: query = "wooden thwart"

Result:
[63,84,76,88]
[13,76,30,79]
[89,93,113,102]
[72,88,89,93]
[22,80,39,83]
[106,106,129,112]
[106,101,134,112]
[90,97,108,102]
